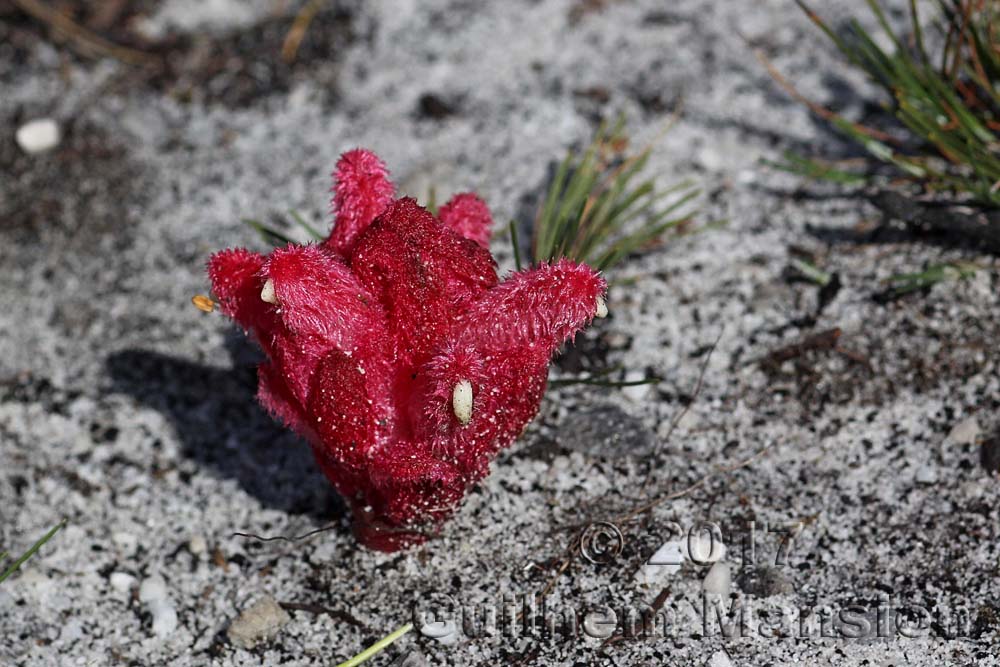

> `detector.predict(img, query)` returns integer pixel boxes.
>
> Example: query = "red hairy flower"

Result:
[208,149,606,550]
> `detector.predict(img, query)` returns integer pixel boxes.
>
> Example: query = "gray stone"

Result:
[702,561,732,596]
[558,403,656,458]
[947,417,980,446]
[389,652,429,667]
[227,597,292,649]
[736,566,794,598]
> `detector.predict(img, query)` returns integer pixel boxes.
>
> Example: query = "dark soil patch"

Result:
[0,117,142,264]
[0,0,356,108]
[750,300,1000,421]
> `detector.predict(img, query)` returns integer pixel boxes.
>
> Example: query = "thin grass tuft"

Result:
[244,209,324,247]
[530,116,701,271]
[508,220,523,271]
[884,260,978,297]
[789,257,834,287]
[776,0,1000,206]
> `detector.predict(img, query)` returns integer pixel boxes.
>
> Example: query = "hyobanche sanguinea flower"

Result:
[208,149,607,551]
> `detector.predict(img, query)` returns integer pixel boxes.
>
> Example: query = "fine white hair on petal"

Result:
[452,380,473,425]
[260,278,277,304]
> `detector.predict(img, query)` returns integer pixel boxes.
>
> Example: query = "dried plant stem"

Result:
[532,445,771,612]
[11,0,158,66]
[620,445,772,525]
[640,331,723,491]
[752,46,896,144]
[282,0,326,63]
[774,1,1000,205]
[530,333,774,611]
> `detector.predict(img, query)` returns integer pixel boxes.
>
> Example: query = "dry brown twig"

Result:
[281,0,326,63]
[11,0,159,66]
[750,44,897,144]
[530,332,775,612]
[640,330,722,492]
[529,444,771,620]
[278,601,369,631]
[617,444,772,526]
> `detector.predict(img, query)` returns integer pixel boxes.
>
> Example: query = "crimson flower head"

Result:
[208,149,607,550]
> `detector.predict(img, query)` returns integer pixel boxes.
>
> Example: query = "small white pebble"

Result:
[702,561,731,596]
[59,618,85,643]
[227,596,291,649]
[140,576,177,637]
[112,531,138,555]
[708,650,734,667]
[188,535,208,556]
[138,576,168,603]
[915,465,938,485]
[621,371,648,402]
[109,572,135,593]
[947,417,980,446]
[16,118,61,154]
[150,601,178,637]
[420,620,459,646]
[14,569,54,599]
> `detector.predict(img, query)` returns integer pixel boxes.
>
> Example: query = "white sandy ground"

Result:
[1,0,999,665]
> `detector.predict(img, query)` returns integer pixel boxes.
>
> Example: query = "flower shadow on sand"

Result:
[105,334,347,524]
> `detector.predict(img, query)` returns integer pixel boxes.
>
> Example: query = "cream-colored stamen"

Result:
[452,380,473,426]
[595,295,608,318]
[260,278,277,304]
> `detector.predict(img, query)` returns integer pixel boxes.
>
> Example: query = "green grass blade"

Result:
[535,151,575,262]
[865,0,906,55]
[790,0,1000,208]
[550,146,601,259]
[579,180,696,264]
[426,186,438,215]
[243,218,295,246]
[790,258,832,286]
[334,623,413,667]
[886,262,977,296]
[529,119,702,271]
[549,376,661,389]
[796,1,862,67]
[571,152,654,256]
[289,210,324,241]
[509,220,523,271]
[593,204,695,271]
[909,0,928,63]
[0,520,67,584]
[765,152,868,185]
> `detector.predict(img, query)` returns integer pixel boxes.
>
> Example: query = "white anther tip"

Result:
[595,295,608,319]
[452,380,473,426]
[260,278,277,304]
